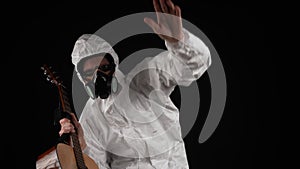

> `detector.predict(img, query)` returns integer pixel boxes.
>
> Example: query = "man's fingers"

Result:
[159,0,169,13]
[59,130,64,136]
[175,5,181,17]
[69,113,78,122]
[144,17,161,34]
[59,122,75,135]
[166,0,175,15]
[73,120,81,129]
[59,118,70,125]
[153,0,162,13]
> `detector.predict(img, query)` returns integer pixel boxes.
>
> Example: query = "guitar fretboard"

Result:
[59,86,88,169]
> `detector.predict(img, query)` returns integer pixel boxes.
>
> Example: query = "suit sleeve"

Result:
[128,28,211,96]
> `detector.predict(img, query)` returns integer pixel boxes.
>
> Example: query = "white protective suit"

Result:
[36,28,211,169]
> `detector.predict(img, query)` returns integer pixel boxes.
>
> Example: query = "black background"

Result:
[2,1,279,168]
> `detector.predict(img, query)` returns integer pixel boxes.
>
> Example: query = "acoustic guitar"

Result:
[41,64,99,169]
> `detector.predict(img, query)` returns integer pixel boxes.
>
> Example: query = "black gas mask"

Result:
[83,54,116,99]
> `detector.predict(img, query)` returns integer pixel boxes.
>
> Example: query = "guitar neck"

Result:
[42,64,89,169]
[59,86,88,169]
[71,133,87,169]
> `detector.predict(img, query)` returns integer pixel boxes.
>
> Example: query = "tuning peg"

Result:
[48,75,53,79]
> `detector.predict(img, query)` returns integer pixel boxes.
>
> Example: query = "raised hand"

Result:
[144,0,184,43]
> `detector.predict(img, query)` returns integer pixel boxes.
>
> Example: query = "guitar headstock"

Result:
[41,64,65,88]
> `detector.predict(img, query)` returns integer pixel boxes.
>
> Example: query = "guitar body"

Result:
[56,143,99,169]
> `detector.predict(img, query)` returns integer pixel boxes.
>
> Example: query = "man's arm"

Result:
[144,0,211,86]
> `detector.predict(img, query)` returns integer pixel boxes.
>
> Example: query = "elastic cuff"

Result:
[165,28,189,50]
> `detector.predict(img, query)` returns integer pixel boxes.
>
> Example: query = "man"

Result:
[59,0,211,168]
